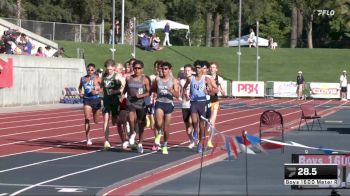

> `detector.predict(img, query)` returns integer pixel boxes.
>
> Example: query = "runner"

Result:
[150,60,164,150]
[115,63,129,150]
[101,59,122,150]
[152,61,179,154]
[123,59,150,153]
[78,63,101,146]
[184,60,214,153]
[180,64,195,149]
[208,61,225,147]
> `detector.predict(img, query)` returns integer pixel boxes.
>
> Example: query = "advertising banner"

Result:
[273,82,298,98]
[232,81,264,97]
[309,83,340,99]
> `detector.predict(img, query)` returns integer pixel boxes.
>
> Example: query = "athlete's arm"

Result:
[171,78,180,99]
[136,76,151,99]
[78,77,84,97]
[92,76,101,95]
[217,77,226,96]
[205,77,219,95]
[205,77,214,95]
[122,76,129,95]
[183,77,191,92]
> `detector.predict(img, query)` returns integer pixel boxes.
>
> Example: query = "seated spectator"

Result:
[2,29,19,54]
[152,37,163,51]
[138,32,152,51]
[54,47,65,57]
[44,46,53,57]
[22,36,33,55]
[35,47,45,57]
[0,39,5,54]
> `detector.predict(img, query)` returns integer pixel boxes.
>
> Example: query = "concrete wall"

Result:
[0,54,85,107]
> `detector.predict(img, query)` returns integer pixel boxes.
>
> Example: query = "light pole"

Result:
[237,0,242,81]
[256,21,259,81]
[111,0,116,60]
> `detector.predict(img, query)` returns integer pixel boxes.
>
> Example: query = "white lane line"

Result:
[8,100,311,196]
[0,109,180,131]
[0,119,82,131]
[8,99,336,195]
[0,98,279,136]
[0,99,280,138]
[0,99,293,171]
[0,110,82,121]
[0,113,84,125]
[0,183,103,189]
[9,152,157,195]
[0,99,291,147]
[0,125,193,173]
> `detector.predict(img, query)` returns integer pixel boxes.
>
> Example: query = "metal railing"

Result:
[2,17,104,44]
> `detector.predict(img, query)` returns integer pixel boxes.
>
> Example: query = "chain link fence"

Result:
[2,17,104,44]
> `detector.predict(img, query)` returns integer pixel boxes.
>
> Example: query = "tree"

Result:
[0,0,17,18]
[290,5,297,48]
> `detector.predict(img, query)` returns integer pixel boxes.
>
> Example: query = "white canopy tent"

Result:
[228,34,269,47]
[136,19,191,46]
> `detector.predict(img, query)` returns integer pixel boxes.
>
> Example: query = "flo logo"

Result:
[316,10,335,16]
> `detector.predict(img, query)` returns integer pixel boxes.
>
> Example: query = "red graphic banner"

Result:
[0,57,13,88]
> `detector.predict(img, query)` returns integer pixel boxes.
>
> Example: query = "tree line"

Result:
[1,0,349,48]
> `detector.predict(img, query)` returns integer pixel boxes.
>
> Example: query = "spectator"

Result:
[296,71,305,100]
[44,46,53,57]
[163,22,172,46]
[108,26,113,44]
[96,68,103,78]
[269,37,277,51]
[0,39,4,54]
[339,70,348,101]
[22,36,33,55]
[115,19,120,44]
[177,67,185,80]
[149,19,156,46]
[3,29,18,54]
[35,47,45,57]
[248,28,255,48]
[138,32,152,51]
[152,36,163,51]
[54,47,65,58]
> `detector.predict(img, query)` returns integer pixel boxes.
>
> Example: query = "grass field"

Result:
[57,40,349,83]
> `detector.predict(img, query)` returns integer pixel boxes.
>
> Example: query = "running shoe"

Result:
[162,146,168,155]
[104,141,111,150]
[152,144,162,151]
[154,134,162,145]
[207,140,214,148]
[137,144,144,154]
[197,143,203,153]
[192,131,199,144]
[131,143,138,151]
[122,141,130,150]
[188,141,195,149]
[86,139,92,146]
[129,132,136,145]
